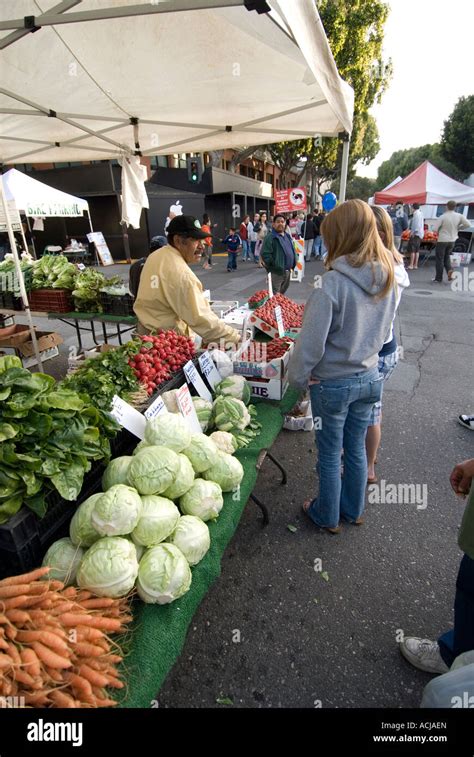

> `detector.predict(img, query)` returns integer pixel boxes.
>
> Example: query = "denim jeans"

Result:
[438,554,474,667]
[227,251,237,270]
[250,240,257,260]
[313,235,326,258]
[242,240,251,260]
[308,368,383,528]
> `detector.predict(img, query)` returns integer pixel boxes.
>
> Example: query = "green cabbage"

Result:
[179,478,223,521]
[77,536,139,597]
[215,375,251,405]
[102,456,133,490]
[91,484,142,536]
[162,454,195,499]
[133,440,150,455]
[144,414,191,452]
[203,450,244,492]
[192,397,213,432]
[212,396,251,433]
[42,537,84,586]
[209,431,238,455]
[69,493,103,547]
[127,445,180,495]
[182,434,218,473]
[167,515,210,566]
[136,544,192,604]
[131,495,180,547]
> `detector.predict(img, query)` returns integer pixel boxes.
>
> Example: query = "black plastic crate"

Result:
[0,291,23,310]
[0,462,106,579]
[100,292,134,316]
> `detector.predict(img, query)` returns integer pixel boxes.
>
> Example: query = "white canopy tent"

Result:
[2,168,90,218]
[0,0,354,368]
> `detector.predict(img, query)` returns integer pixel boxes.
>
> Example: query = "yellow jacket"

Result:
[133,244,240,344]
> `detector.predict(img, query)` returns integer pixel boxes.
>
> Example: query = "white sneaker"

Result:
[399,637,449,675]
[458,414,474,431]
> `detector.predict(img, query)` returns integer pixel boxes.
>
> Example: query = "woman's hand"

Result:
[449,458,474,498]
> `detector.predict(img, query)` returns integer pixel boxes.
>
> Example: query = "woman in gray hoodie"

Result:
[289,199,398,533]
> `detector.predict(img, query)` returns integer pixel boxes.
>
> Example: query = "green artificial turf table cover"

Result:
[118,388,300,707]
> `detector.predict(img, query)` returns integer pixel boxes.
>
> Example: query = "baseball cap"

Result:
[150,235,167,252]
[166,215,210,239]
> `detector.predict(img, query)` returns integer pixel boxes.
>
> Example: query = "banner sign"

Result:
[86,231,114,266]
[275,187,307,214]
[25,202,84,217]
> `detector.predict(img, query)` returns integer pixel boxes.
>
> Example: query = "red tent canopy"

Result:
[374,161,474,205]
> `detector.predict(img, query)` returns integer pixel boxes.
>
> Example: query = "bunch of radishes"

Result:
[254,294,304,329]
[128,331,196,395]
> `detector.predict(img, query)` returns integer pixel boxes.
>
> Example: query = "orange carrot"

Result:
[65,672,94,700]
[79,664,109,688]
[80,598,116,610]
[50,601,76,615]
[5,625,17,640]
[22,691,52,706]
[0,653,14,669]
[12,667,37,687]
[31,641,72,670]
[73,642,105,658]
[0,567,50,585]
[45,666,63,683]
[49,690,78,708]
[5,609,31,625]
[59,614,122,632]
[20,648,41,678]
[16,629,70,653]
[75,627,104,642]
[6,641,21,665]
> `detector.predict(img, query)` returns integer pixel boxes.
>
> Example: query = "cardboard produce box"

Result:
[248,311,301,340]
[233,341,293,379]
[0,324,33,347]
[67,342,116,371]
[15,331,63,369]
[246,375,289,401]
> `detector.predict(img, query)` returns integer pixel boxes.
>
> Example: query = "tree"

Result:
[332,175,377,201]
[376,144,466,190]
[441,95,474,175]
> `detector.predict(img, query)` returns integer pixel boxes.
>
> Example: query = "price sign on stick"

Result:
[198,352,222,389]
[267,272,274,299]
[144,396,168,420]
[111,395,146,439]
[274,305,285,338]
[176,384,202,434]
[183,360,213,401]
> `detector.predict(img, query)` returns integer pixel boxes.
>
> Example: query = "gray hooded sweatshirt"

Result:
[288,256,398,389]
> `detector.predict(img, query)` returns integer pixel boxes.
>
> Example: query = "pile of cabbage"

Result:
[42,412,244,605]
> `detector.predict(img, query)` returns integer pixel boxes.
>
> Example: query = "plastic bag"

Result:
[208,349,233,378]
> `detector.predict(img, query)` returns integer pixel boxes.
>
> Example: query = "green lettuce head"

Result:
[131,495,180,547]
[137,543,192,604]
[91,484,142,536]
[127,445,180,495]
[179,478,223,521]
[77,536,139,597]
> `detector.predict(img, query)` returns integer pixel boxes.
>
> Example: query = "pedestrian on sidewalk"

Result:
[260,213,296,294]
[432,201,470,283]
[248,213,258,261]
[288,199,397,534]
[254,212,270,264]
[313,209,327,259]
[388,202,408,251]
[408,203,424,270]
[240,215,251,261]
[399,457,474,675]
[300,212,317,262]
[366,206,410,483]
[222,227,241,272]
[201,213,214,269]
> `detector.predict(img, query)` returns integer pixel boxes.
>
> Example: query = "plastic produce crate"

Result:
[100,292,134,316]
[0,463,105,580]
[0,291,24,310]
[28,288,73,313]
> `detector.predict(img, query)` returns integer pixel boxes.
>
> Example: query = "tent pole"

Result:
[86,210,100,267]
[0,181,43,370]
[24,216,37,259]
[339,134,350,203]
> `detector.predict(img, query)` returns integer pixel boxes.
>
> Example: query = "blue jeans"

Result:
[313,235,327,259]
[242,240,251,260]
[308,368,383,528]
[438,554,474,667]
[250,241,257,260]
[227,251,237,270]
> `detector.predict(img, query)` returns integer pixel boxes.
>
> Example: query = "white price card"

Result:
[176,384,202,434]
[183,360,213,401]
[267,272,274,299]
[198,352,222,389]
[274,305,285,338]
[144,395,168,420]
[110,395,146,439]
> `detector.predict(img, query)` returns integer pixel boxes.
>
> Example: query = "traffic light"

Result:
[186,155,203,184]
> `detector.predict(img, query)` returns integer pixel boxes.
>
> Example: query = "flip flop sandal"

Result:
[302,501,341,534]
[367,476,378,485]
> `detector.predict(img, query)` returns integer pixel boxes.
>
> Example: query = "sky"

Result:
[358,0,474,179]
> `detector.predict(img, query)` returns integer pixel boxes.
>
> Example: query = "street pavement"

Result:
[12,253,474,708]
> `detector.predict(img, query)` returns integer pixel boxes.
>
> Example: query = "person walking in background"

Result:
[387,202,408,251]
[248,213,258,261]
[254,212,269,263]
[296,212,306,238]
[261,213,295,294]
[288,200,397,534]
[433,201,470,283]
[240,215,251,261]
[222,227,242,272]
[366,206,410,484]
[408,202,424,270]
[301,212,317,262]
[287,211,299,239]
[201,213,213,269]
[313,209,327,259]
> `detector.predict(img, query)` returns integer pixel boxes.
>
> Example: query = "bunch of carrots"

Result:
[0,566,132,708]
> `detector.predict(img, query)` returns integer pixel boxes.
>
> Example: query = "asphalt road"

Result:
[12,253,474,709]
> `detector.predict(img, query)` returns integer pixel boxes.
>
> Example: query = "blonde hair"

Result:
[321,199,395,299]
[371,205,403,264]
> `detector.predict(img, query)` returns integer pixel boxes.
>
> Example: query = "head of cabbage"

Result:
[136,543,191,604]
[144,413,191,452]
[161,453,195,500]
[102,456,133,490]
[179,478,223,521]
[69,493,103,547]
[192,397,213,432]
[182,434,218,473]
[202,450,244,492]
[91,485,142,537]
[127,445,180,495]
[42,537,84,586]
[76,536,139,597]
[167,515,210,566]
[209,431,237,455]
[131,495,180,547]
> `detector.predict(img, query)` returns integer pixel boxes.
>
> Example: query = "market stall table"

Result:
[47,312,137,349]
[117,388,299,708]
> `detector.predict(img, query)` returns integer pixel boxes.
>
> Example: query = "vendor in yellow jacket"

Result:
[134,215,240,347]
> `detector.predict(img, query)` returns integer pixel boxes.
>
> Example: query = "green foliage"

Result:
[376,144,466,190]
[63,346,139,411]
[441,95,474,175]
[332,175,377,201]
